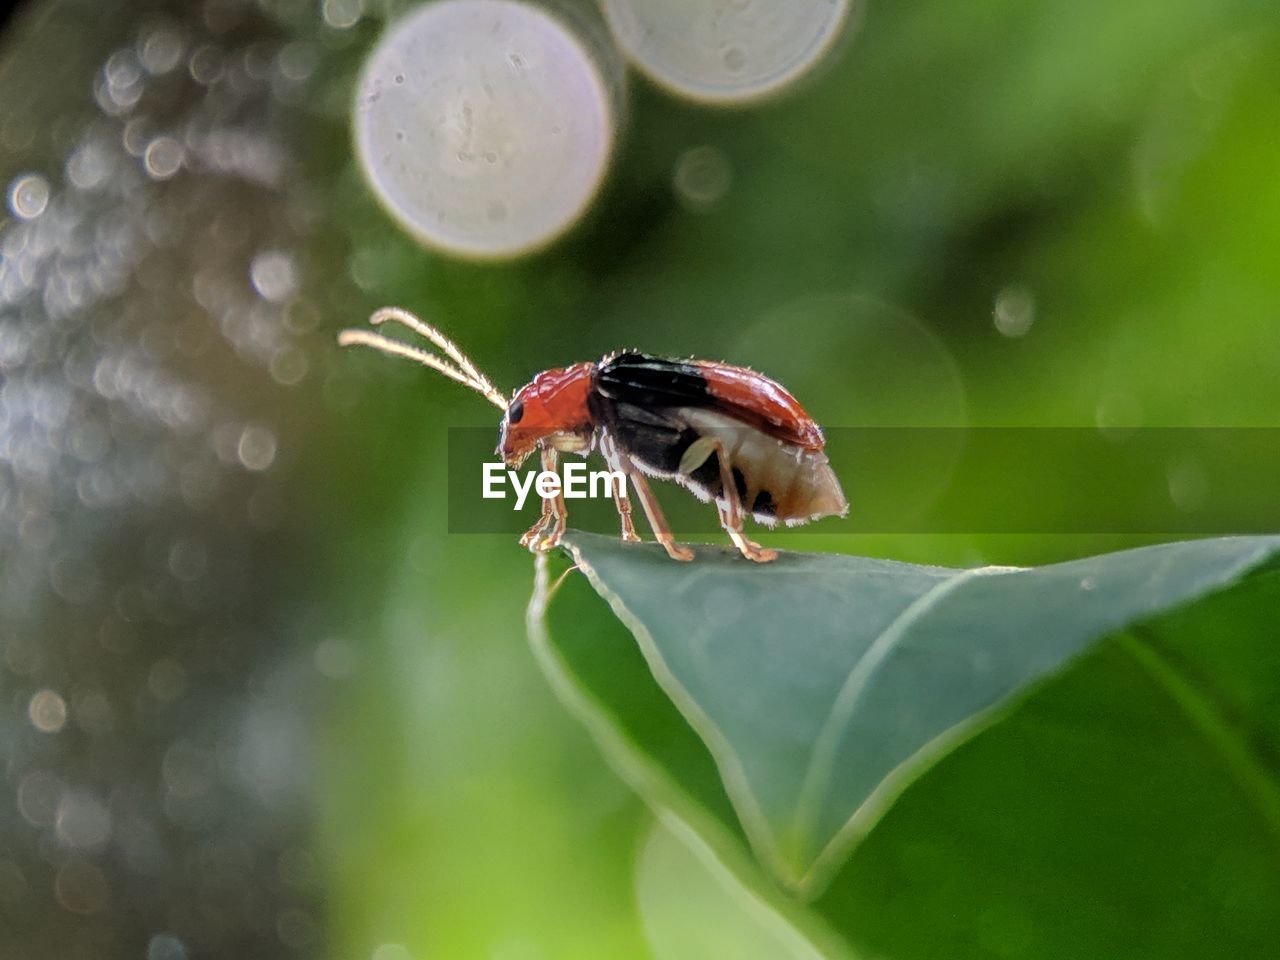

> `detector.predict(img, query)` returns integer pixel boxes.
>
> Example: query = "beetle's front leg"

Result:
[530,447,569,553]
[518,493,553,549]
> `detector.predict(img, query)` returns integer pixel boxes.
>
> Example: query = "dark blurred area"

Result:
[1,2,335,957]
[0,4,24,36]
[1,1,1278,959]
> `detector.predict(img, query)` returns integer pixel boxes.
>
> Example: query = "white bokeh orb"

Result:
[602,0,854,105]
[354,0,617,259]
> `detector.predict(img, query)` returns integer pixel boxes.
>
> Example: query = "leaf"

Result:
[635,815,827,960]
[528,533,1280,959]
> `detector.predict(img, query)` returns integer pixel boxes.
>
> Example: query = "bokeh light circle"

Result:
[7,172,50,219]
[673,145,733,210]
[354,0,617,259]
[602,0,854,105]
[735,293,967,427]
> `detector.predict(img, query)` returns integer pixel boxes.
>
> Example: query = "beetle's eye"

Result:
[507,398,524,424]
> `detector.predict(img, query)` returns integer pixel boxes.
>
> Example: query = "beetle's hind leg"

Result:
[717,500,777,564]
[681,437,777,563]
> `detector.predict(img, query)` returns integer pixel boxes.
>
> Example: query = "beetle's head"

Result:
[496,384,539,468]
[497,364,595,467]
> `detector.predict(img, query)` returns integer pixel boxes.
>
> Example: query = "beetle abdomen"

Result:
[593,399,846,527]
[674,408,847,526]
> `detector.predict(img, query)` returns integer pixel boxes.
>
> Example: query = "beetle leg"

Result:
[530,446,569,552]
[627,468,694,562]
[519,490,554,549]
[708,439,777,563]
[677,436,720,477]
[613,485,641,543]
[599,431,641,543]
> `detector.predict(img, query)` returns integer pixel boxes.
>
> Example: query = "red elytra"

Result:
[695,360,826,451]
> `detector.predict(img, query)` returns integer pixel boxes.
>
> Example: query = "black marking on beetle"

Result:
[595,353,710,409]
[752,489,777,517]
[688,450,722,496]
[592,393,697,476]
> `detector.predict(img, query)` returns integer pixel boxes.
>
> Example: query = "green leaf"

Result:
[529,532,1280,958]
[635,816,827,960]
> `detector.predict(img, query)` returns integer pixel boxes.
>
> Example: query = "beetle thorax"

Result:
[547,431,595,454]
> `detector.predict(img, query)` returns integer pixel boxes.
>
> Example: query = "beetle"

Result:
[339,307,847,562]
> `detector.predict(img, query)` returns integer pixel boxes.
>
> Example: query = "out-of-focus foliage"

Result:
[1,0,1278,958]
[532,533,1280,959]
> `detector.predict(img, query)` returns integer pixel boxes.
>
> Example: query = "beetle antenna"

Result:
[338,307,509,411]
[369,307,493,393]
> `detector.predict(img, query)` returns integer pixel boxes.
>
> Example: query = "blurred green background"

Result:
[1,0,1278,958]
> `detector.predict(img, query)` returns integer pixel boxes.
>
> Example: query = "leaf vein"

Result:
[788,564,1017,857]
[1117,628,1280,862]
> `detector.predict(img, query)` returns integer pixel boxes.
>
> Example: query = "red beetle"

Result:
[340,307,847,562]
